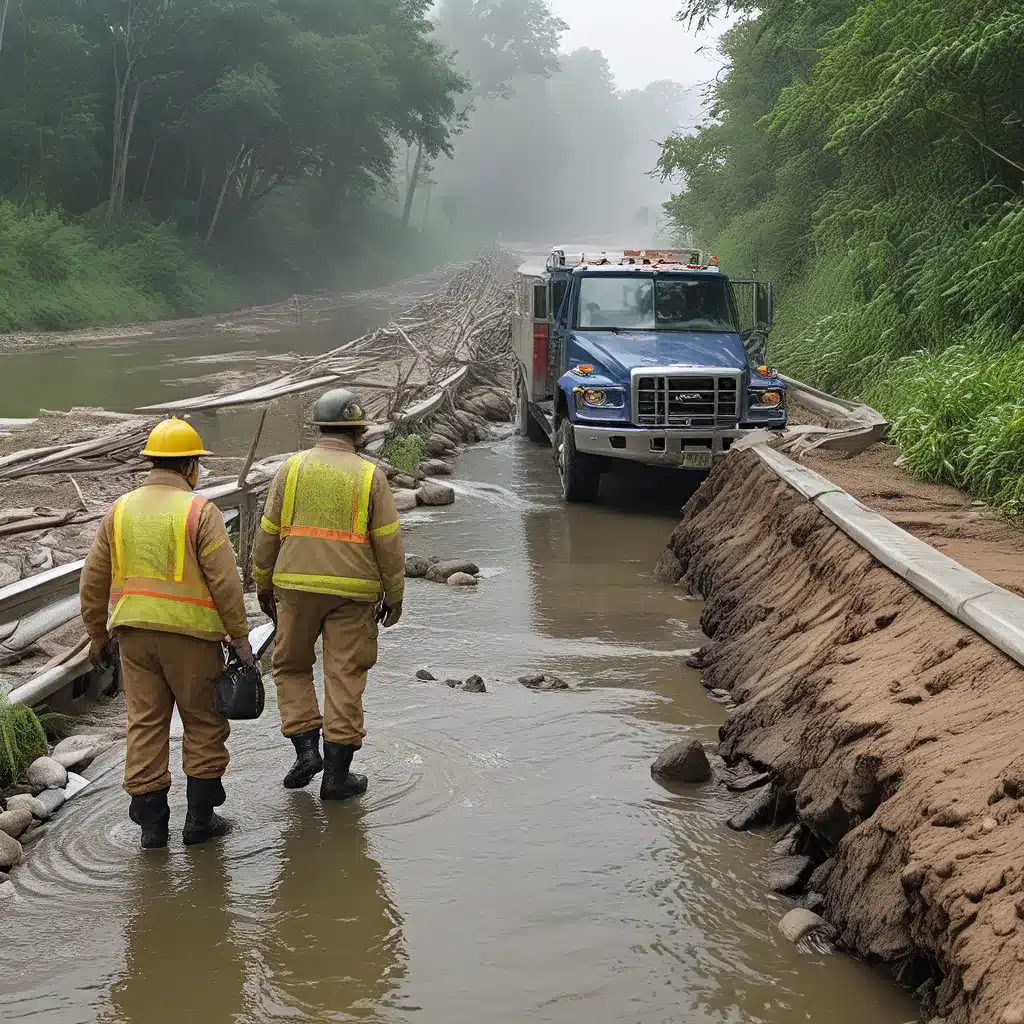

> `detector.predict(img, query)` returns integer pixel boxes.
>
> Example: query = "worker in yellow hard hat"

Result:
[79,418,252,849]
[252,389,405,801]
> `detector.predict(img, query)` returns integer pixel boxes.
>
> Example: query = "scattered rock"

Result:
[37,789,66,816]
[0,871,7,884]
[405,555,431,578]
[0,829,23,869]
[803,892,825,914]
[462,675,487,693]
[779,908,836,944]
[1002,757,1024,798]
[992,907,1018,937]
[1002,1009,1024,1024]
[727,787,777,831]
[51,734,107,772]
[417,481,456,507]
[686,648,707,670]
[0,807,34,839]
[26,756,68,790]
[420,459,454,476]
[64,773,90,799]
[652,549,684,584]
[709,688,732,701]
[650,739,712,783]
[931,805,969,828]
[415,669,436,681]
[425,559,480,583]
[424,433,456,457]
[444,679,462,689]
[0,880,14,899]
[392,489,418,513]
[766,855,814,894]
[391,472,419,490]
[771,825,801,857]
[519,674,569,691]
[727,772,773,793]
[3,784,35,798]
[0,562,20,587]
[983,817,998,833]
[807,858,834,893]
[5,794,48,820]
[447,572,478,587]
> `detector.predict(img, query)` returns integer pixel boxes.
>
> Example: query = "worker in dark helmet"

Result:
[253,389,405,800]
[79,418,253,849]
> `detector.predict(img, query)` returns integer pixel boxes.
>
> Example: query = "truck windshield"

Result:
[576,275,739,332]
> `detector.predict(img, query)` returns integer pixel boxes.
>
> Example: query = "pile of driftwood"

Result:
[0,250,518,696]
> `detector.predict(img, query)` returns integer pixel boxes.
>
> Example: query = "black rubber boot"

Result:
[129,789,170,850]
[182,776,232,846]
[320,742,368,801]
[282,728,324,789]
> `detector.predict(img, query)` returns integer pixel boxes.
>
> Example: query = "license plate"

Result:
[681,451,713,470]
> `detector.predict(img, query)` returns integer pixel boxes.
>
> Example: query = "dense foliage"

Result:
[0,0,469,327]
[0,694,49,789]
[660,0,1024,516]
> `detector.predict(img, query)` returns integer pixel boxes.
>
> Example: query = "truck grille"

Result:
[633,374,740,427]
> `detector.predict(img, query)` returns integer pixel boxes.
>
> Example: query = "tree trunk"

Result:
[0,0,11,56]
[401,142,423,229]
[206,144,246,244]
[421,181,434,229]
[110,83,141,220]
[140,138,158,203]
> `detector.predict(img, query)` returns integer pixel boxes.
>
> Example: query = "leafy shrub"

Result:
[381,432,425,474]
[0,695,50,789]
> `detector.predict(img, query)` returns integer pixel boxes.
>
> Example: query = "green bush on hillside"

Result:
[0,694,50,789]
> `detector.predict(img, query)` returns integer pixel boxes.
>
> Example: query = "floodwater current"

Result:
[0,440,919,1023]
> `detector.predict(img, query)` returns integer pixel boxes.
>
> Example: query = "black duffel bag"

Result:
[214,628,274,720]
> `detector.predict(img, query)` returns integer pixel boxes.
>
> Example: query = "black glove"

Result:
[377,601,403,628]
[257,590,277,622]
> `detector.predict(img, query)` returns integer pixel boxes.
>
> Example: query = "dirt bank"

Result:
[656,451,1024,1024]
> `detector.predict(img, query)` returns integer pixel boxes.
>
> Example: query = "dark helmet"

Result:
[308,388,375,428]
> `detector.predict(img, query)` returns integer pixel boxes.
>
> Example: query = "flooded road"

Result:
[0,438,918,1023]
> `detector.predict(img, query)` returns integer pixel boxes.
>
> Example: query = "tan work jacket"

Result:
[253,437,405,607]
[80,470,248,645]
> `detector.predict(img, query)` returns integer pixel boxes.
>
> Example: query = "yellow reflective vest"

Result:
[108,487,227,638]
[253,438,405,605]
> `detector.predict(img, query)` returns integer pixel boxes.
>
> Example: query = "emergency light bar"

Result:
[547,247,717,271]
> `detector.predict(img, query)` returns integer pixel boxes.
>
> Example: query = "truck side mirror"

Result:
[756,282,773,332]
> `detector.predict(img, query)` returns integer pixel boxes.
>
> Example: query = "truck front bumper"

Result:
[572,425,777,466]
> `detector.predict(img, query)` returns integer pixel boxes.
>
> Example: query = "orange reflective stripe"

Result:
[280,525,369,543]
[119,586,217,609]
[186,495,207,545]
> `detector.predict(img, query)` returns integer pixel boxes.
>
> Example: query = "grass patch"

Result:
[0,694,49,789]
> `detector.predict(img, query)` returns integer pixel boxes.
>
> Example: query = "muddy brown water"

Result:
[0,438,919,1023]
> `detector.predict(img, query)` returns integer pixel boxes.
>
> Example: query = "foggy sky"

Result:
[549,0,736,94]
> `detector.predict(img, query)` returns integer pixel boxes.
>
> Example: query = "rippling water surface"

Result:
[0,439,919,1023]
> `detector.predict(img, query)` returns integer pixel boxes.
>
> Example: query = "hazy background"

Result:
[411,0,732,245]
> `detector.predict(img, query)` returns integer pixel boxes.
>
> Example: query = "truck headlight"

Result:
[761,391,782,408]
[576,387,625,409]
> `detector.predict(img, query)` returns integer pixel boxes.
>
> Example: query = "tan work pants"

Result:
[272,590,379,746]
[118,627,229,796]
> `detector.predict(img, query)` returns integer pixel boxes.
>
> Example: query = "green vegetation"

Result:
[0,694,49,789]
[0,0,468,331]
[381,432,426,474]
[659,1,1024,517]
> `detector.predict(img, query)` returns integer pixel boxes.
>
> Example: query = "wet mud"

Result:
[659,450,1024,1024]
[0,441,918,1023]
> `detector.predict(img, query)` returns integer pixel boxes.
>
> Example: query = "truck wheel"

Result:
[556,419,600,502]
[517,381,548,444]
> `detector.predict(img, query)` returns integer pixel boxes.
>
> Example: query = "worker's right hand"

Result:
[230,636,255,667]
[89,638,111,670]
[257,590,277,622]
[379,601,403,628]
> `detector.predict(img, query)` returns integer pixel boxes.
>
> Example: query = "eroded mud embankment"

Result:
[657,451,1024,1024]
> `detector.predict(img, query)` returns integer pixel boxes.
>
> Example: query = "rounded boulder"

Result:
[651,739,712,783]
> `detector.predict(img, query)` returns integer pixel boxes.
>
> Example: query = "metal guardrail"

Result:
[780,374,889,455]
[751,444,1024,670]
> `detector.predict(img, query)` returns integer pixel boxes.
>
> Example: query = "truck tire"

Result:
[556,419,600,503]
[517,381,549,444]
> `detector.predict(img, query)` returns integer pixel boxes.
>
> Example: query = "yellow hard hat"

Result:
[140,418,212,458]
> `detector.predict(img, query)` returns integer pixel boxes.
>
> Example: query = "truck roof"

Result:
[571,263,722,275]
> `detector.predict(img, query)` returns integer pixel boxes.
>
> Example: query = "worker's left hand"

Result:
[230,636,255,667]
[379,601,403,628]
[89,638,111,670]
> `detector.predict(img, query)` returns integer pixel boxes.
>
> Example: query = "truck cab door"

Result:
[730,279,774,364]
[549,277,571,392]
